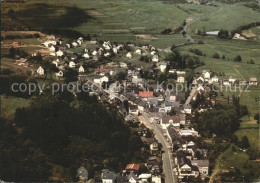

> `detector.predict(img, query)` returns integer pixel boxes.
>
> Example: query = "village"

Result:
[8,32,258,183]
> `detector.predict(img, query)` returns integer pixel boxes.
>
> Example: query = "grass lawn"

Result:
[1,95,32,121]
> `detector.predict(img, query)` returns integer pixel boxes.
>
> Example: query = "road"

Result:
[185,86,197,105]
[139,113,178,183]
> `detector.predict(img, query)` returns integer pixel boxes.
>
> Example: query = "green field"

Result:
[1,95,32,120]
[187,2,260,33]
[177,36,260,81]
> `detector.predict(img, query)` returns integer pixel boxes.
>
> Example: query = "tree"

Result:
[64,68,78,83]
[213,53,220,59]
[241,136,249,149]
[195,151,202,159]
[254,113,259,123]
[234,55,242,62]
[8,47,15,58]
[218,30,229,39]
[168,108,176,116]
[222,55,226,59]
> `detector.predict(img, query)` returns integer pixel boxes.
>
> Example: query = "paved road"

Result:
[139,113,178,183]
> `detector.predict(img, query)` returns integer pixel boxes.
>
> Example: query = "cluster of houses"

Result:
[194,70,258,87]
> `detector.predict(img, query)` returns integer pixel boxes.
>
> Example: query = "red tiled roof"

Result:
[125,164,140,171]
[139,91,153,98]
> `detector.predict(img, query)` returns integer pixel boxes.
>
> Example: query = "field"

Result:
[187,2,260,33]
[1,95,32,121]
[177,36,260,81]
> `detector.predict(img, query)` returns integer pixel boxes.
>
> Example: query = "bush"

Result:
[234,55,242,62]
[213,53,220,59]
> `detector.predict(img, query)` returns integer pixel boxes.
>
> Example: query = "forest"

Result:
[0,91,143,181]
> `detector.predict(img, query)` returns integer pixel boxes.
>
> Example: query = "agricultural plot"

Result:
[187,2,260,33]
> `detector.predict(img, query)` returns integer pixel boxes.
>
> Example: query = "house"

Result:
[191,160,209,177]
[249,77,258,86]
[202,70,211,79]
[177,71,186,75]
[129,104,139,115]
[55,70,63,78]
[160,115,180,129]
[150,141,159,153]
[72,42,78,47]
[159,62,168,72]
[101,169,116,183]
[126,52,132,59]
[120,62,128,68]
[49,45,56,52]
[79,65,85,73]
[94,76,109,84]
[183,104,191,114]
[176,151,199,178]
[77,39,82,46]
[77,166,88,181]
[69,61,76,68]
[177,76,185,83]
[151,51,157,55]
[139,91,153,98]
[52,59,60,67]
[151,176,161,183]
[152,55,159,62]
[211,75,218,83]
[169,69,176,74]
[56,50,64,57]
[128,173,138,183]
[197,76,205,83]
[104,52,111,57]
[139,174,151,182]
[179,128,199,137]
[113,47,118,54]
[125,164,140,174]
[135,49,142,55]
[37,66,45,75]
[16,58,29,66]
[83,53,90,59]
[223,79,230,86]
[92,50,98,56]
[228,75,236,83]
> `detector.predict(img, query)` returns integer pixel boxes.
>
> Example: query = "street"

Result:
[139,113,178,183]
